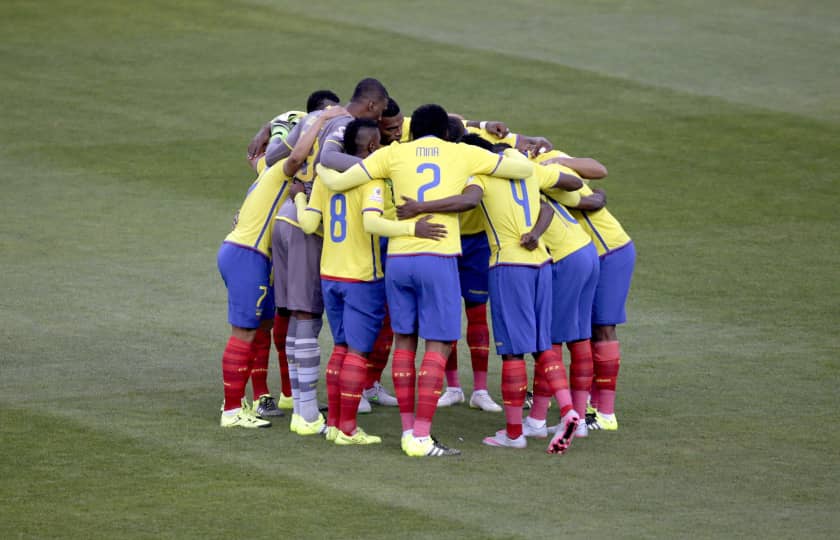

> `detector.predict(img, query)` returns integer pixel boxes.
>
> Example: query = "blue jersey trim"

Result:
[581,211,610,253]
[479,201,501,266]
[253,182,288,250]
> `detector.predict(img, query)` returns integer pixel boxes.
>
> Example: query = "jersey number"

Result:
[416,163,441,202]
[510,179,532,226]
[329,194,347,242]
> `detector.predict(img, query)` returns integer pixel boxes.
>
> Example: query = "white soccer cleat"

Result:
[469,390,502,412]
[482,429,526,449]
[363,381,399,407]
[357,395,372,414]
[575,419,589,438]
[437,387,465,407]
[522,417,548,438]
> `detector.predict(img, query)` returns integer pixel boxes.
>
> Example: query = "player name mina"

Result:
[415,147,440,157]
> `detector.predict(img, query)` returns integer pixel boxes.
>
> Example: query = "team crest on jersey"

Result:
[369,187,384,203]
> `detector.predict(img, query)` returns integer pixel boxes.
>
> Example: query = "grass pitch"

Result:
[1,1,839,538]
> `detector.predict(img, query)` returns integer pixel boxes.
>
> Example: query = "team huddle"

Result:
[217,78,636,457]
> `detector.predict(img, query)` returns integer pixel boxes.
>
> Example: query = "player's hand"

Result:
[520,231,540,251]
[592,187,607,204]
[396,196,423,219]
[321,105,348,120]
[414,215,447,240]
[485,121,509,138]
[289,181,305,198]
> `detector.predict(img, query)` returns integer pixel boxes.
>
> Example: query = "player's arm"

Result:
[520,201,554,251]
[363,213,446,240]
[290,181,323,234]
[464,119,510,138]
[516,135,554,157]
[247,122,271,162]
[396,185,484,219]
[568,189,607,211]
[320,140,362,172]
[540,156,608,179]
[266,122,300,167]
[282,106,347,178]
[316,146,391,192]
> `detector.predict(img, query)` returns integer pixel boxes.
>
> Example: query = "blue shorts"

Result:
[459,233,490,305]
[217,242,275,329]
[551,243,600,343]
[488,264,552,356]
[593,241,636,326]
[322,279,386,352]
[385,255,461,342]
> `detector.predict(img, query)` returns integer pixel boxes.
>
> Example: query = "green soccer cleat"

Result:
[588,411,618,431]
[290,413,302,433]
[277,393,294,410]
[254,395,285,418]
[294,413,327,436]
[403,434,461,457]
[334,427,382,446]
[220,409,271,429]
[325,426,339,442]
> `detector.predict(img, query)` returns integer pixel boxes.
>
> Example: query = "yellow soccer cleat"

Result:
[220,409,271,429]
[277,393,294,410]
[334,427,382,446]
[403,435,461,457]
[325,426,339,442]
[588,411,618,431]
[294,413,327,436]
[289,413,302,433]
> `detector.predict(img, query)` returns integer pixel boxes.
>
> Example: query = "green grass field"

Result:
[2,1,839,538]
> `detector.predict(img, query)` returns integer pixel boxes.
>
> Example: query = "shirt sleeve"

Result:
[318,145,390,192]
[362,212,415,238]
[296,181,324,234]
[265,121,301,167]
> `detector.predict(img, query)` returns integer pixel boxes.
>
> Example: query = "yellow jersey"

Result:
[467,174,551,268]
[358,137,508,257]
[302,179,387,282]
[225,161,291,258]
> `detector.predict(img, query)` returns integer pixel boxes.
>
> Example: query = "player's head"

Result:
[349,77,389,121]
[343,118,381,158]
[459,133,495,151]
[446,115,466,142]
[306,90,341,113]
[378,97,404,144]
[409,104,448,140]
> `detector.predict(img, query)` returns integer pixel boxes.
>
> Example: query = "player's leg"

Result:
[287,229,326,433]
[385,256,420,438]
[334,280,386,445]
[362,308,398,407]
[437,340,464,407]
[567,243,600,436]
[321,279,348,440]
[271,221,294,408]
[403,256,462,457]
[590,241,636,431]
[272,308,293,408]
[217,243,271,428]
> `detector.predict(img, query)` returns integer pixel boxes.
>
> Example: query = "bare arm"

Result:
[520,201,554,251]
[541,156,607,179]
[282,106,347,178]
[247,123,271,161]
[571,189,607,211]
[553,171,584,191]
[396,185,484,219]
[465,119,510,138]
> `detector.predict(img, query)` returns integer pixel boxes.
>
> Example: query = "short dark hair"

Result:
[459,133,494,152]
[382,97,401,118]
[306,90,340,113]
[351,78,389,103]
[343,118,379,157]
[410,104,448,140]
[446,116,466,142]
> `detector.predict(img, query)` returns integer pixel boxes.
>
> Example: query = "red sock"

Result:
[250,329,271,399]
[339,352,368,436]
[501,359,527,439]
[366,313,393,388]
[222,336,254,411]
[568,340,593,416]
[445,341,460,388]
[538,349,573,417]
[325,345,347,428]
[391,349,417,432]
[413,351,446,438]
[465,303,490,390]
[530,364,553,422]
[272,313,291,397]
[593,340,621,414]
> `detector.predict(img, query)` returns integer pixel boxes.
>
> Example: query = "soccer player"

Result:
[317,104,535,457]
[267,79,390,434]
[395,134,584,454]
[551,156,634,432]
[292,118,446,444]
[217,105,347,428]
[522,160,605,439]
